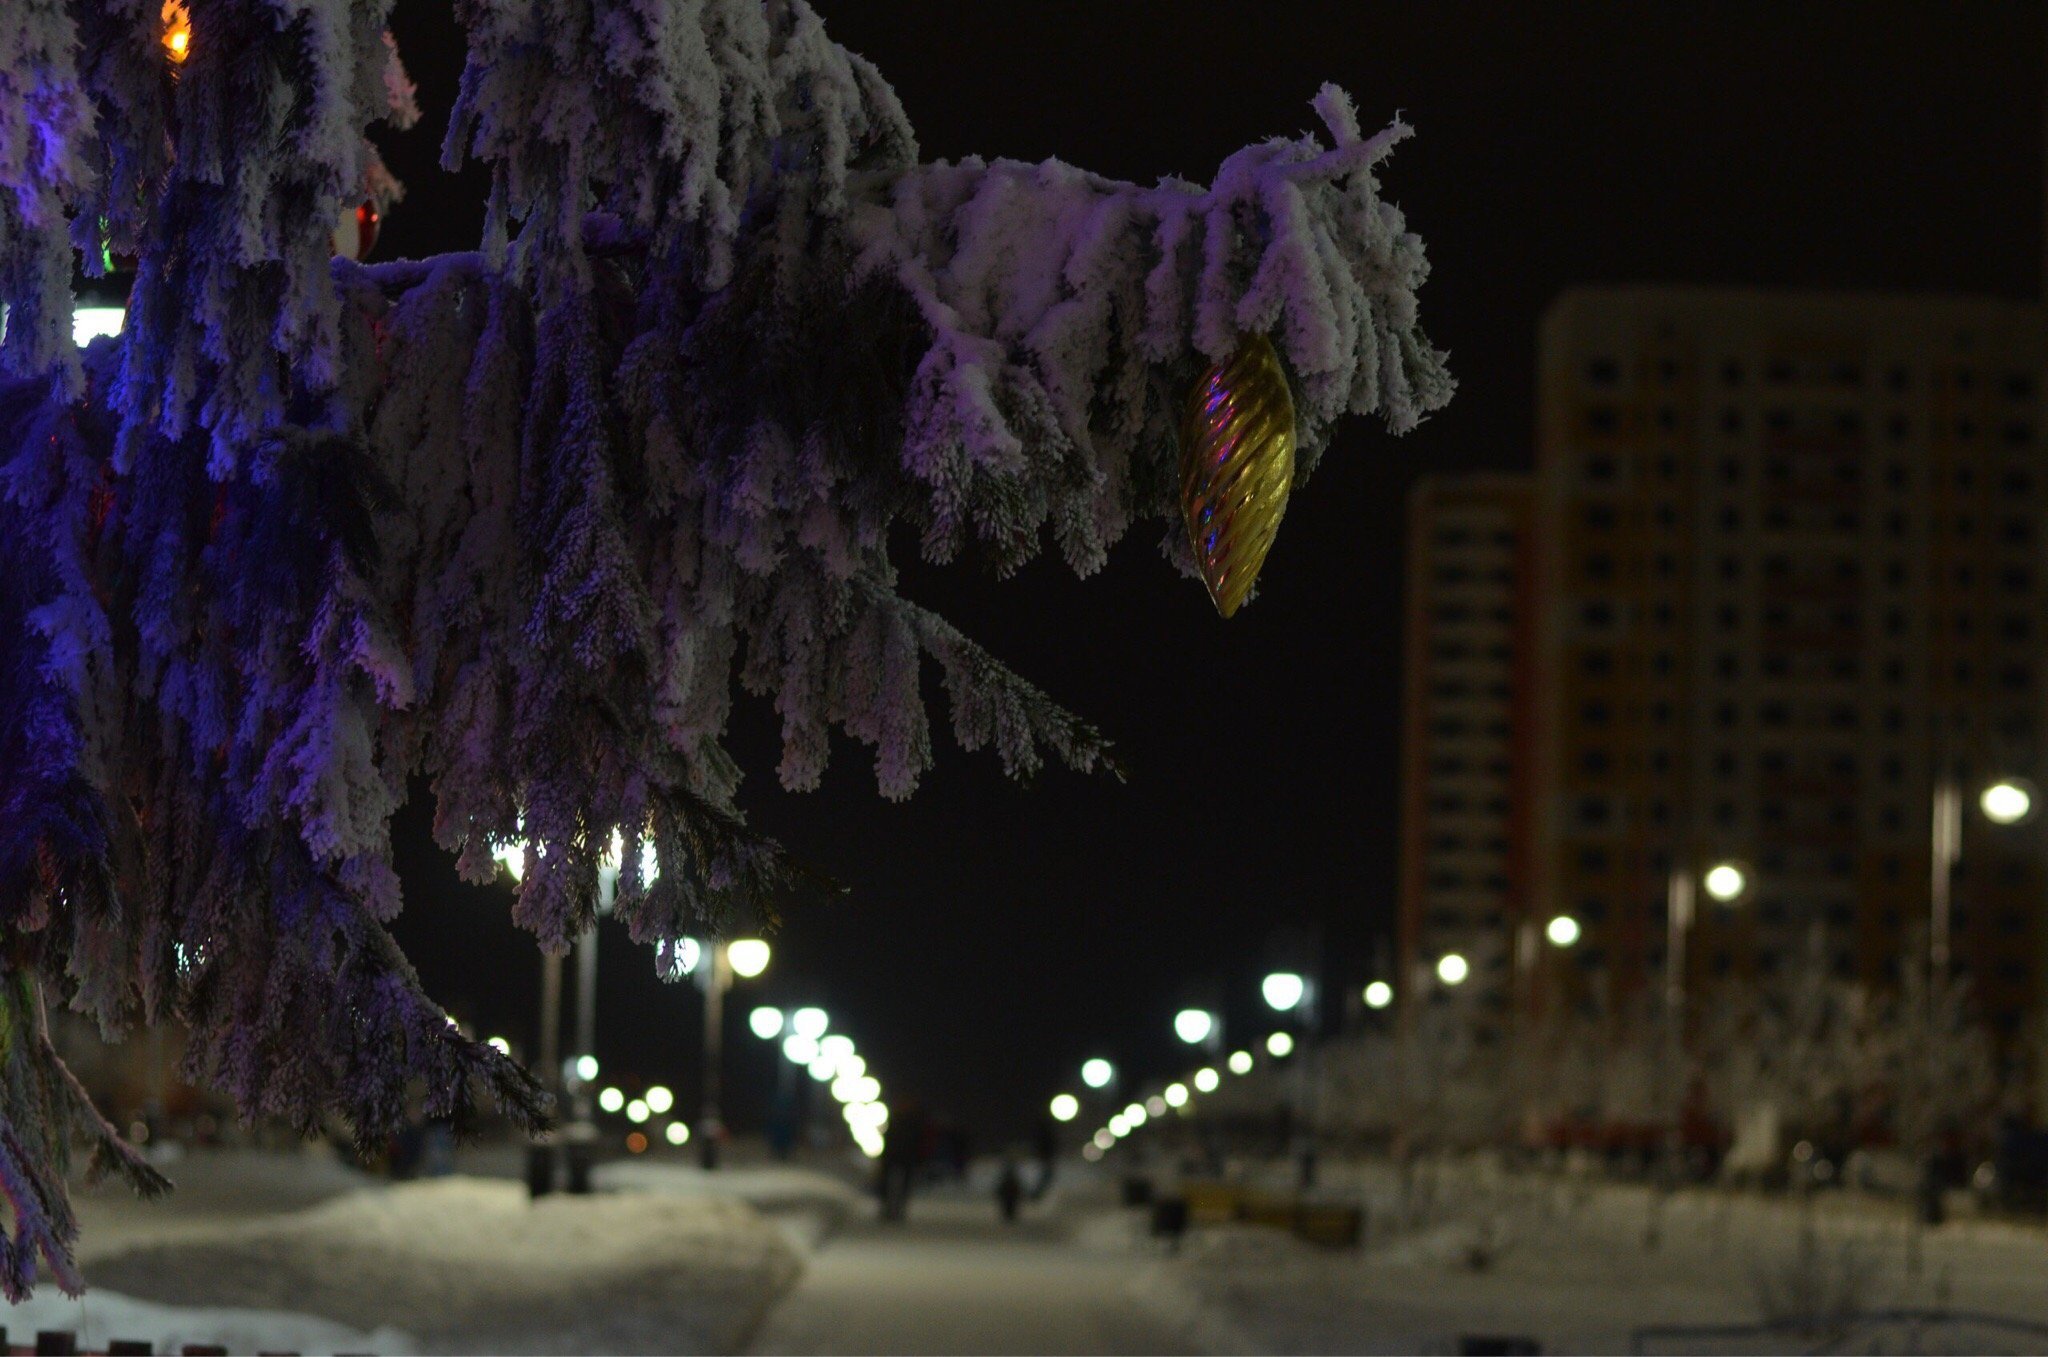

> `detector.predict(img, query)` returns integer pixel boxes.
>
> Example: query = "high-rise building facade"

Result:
[1398,475,1533,1037]
[1529,287,2048,1043]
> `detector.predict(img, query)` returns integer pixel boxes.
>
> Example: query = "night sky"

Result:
[382,3,2045,1138]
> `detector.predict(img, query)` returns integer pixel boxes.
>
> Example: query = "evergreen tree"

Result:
[0,0,1451,1289]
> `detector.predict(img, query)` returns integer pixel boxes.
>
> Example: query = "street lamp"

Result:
[1654,854,1750,1240]
[1227,1050,1254,1075]
[1266,1031,1295,1058]
[1436,953,1469,986]
[1701,862,1747,904]
[699,938,770,1169]
[1164,1082,1189,1108]
[1261,972,1307,1012]
[791,1007,830,1040]
[727,938,772,978]
[1193,1067,1220,1094]
[1363,980,1394,1010]
[1173,1009,1218,1046]
[1545,915,1581,948]
[1080,1058,1115,1089]
[749,1006,785,1040]
[1049,1093,1080,1122]
[1981,779,2035,827]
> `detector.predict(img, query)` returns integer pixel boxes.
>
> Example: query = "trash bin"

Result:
[566,1140,594,1195]
[1150,1194,1190,1247]
[525,1142,556,1198]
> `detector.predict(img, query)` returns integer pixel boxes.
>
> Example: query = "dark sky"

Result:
[383,3,2045,1137]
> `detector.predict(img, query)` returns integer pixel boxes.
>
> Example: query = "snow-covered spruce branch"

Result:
[0,0,1449,1290]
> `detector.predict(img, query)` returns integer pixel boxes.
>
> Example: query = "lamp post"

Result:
[1934,774,2034,976]
[698,937,770,1169]
[1920,773,2031,1224]
[1262,970,1319,1187]
[1650,856,1745,1245]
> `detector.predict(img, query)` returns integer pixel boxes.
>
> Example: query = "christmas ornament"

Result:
[1179,334,1297,618]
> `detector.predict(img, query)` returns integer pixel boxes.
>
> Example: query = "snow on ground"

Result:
[79,1169,803,1354]
[748,1187,1209,1356]
[0,1287,408,1357]
[1093,1157,2048,1355]
[594,1159,870,1252]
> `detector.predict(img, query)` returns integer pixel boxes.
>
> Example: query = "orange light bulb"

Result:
[162,1,192,63]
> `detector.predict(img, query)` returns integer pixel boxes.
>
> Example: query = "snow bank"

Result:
[84,1176,801,1355]
[594,1161,866,1254]
[0,1287,408,1357]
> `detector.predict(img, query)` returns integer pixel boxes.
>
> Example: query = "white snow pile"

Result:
[0,1287,406,1357]
[592,1160,867,1252]
[81,1176,802,1355]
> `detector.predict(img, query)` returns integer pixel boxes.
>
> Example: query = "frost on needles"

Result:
[0,0,1451,1290]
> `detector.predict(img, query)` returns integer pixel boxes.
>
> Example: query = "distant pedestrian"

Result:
[878,1100,927,1222]
[996,1159,1024,1224]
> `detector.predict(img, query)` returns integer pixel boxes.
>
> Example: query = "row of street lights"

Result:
[746,1006,891,1158]
[1049,970,1329,1178]
[491,830,781,1172]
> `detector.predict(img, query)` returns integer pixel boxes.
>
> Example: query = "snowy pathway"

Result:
[747,1195,1200,1356]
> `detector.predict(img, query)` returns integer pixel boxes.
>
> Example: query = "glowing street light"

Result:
[1094,1129,1116,1149]
[1436,953,1469,986]
[1982,779,2035,826]
[791,1007,830,1040]
[1173,1009,1217,1046]
[1081,1058,1115,1089]
[1193,1067,1220,1094]
[645,1085,674,1115]
[598,1087,625,1114]
[625,1099,650,1124]
[1261,972,1307,1012]
[486,1036,511,1056]
[1049,1093,1080,1122]
[727,939,772,978]
[749,1006,786,1040]
[1163,1083,1189,1108]
[1123,1103,1147,1128]
[782,1033,819,1065]
[1546,915,1581,948]
[1266,1031,1295,1058]
[1702,863,1747,904]
[1227,1050,1254,1075]
[665,1121,690,1146]
[1363,980,1394,1010]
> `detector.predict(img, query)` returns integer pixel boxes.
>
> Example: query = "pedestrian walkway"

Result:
[746,1193,1196,1356]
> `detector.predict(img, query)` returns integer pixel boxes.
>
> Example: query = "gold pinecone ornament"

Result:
[1178,334,1298,618]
